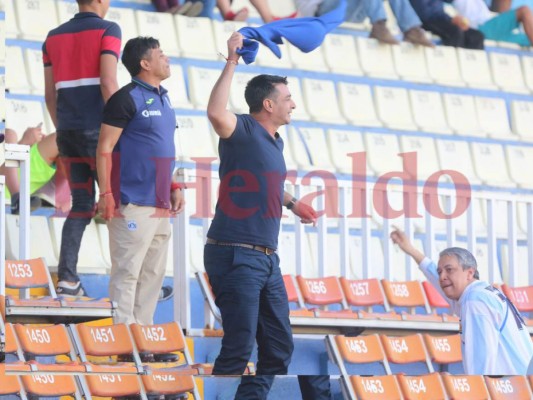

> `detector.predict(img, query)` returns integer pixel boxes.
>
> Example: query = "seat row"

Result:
[326,334,533,399]
[3,258,114,323]
[5,97,533,192]
[5,0,533,93]
[0,363,198,399]
[196,272,533,334]
[7,56,533,145]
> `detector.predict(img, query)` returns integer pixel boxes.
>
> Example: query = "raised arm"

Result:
[390,228,425,264]
[207,32,242,139]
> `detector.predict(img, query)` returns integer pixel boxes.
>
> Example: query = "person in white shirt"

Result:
[454,0,533,46]
[391,228,533,375]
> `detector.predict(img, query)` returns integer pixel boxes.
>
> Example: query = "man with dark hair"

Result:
[43,0,121,296]
[391,228,533,374]
[96,37,185,326]
[204,32,321,399]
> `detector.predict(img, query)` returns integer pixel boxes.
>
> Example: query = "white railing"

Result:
[173,170,533,333]
[1,143,30,297]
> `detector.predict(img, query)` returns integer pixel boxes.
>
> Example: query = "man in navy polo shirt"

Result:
[96,37,185,326]
[43,0,121,296]
[205,32,322,399]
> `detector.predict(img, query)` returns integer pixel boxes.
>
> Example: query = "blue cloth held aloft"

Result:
[237,0,346,64]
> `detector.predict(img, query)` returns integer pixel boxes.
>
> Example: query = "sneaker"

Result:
[369,20,399,45]
[403,26,434,47]
[158,285,174,302]
[175,1,193,15]
[56,281,86,297]
[10,192,42,215]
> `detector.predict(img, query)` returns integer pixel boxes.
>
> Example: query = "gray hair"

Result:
[439,247,480,280]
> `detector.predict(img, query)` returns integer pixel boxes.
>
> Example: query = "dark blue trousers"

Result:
[204,244,294,400]
[56,129,99,283]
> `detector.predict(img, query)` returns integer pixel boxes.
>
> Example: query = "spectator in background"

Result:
[296,0,434,46]
[96,37,185,326]
[151,0,204,16]
[0,126,59,214]
[43,0,121,297]
[391,228,533,375]
[454,0,533,47]
[206,0,297,22]
[409,0,485,49]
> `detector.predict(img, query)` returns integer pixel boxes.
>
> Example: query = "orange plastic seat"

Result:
[441,373,490,400]
[283,274,314,317]
[485,376,533,400]
[3,322,31,373]
[13,323,85,373]
[4,258,113,319]
[73,323,142,374]
[382,280,443,322]
[0,294,6,320]
[396,372,447,400]
[83,374,143,397]
[0,364,23,396]
[380,334,434,372]
[21,374,80,398]
[327,334,392,375]
[423,333,462,367]
[142,370,199,399]
[501,284,533,312]
[422,281,460,322]
[340,277,402,320]
[349,375,403,400]
[4,258,61,307]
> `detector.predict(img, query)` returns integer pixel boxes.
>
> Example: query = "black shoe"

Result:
[10,192,42,215]
[56,281,86,297]
[158,285,174,302]
[153,353,179,362]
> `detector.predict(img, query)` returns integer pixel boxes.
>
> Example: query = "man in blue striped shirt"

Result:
[391,229,533,375]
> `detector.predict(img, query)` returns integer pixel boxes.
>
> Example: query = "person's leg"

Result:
[36,132,58,166]
[364,0,387,24]
[234,253,293,400]
[151,0,179,12]
[56,129,98,287]
[464,28,486,49]
[298,376,332,400]
[423,18,465,47]
[514,6,533,45]
[388,0,422,32]
[479,8,531,46]
[108,204,158,325]
[204,245,268,375]
[133,211,170,325]
[198,0,216,18]
[216,0,248,20]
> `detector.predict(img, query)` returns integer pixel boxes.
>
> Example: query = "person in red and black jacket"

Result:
[42,0,121,297]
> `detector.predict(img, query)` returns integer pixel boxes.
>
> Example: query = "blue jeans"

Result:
[318,0,422,32]
[56,129,99,282]
[204,244,293,400]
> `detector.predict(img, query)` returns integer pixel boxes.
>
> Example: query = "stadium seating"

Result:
[379,334,434,373]
[485,375,533,400]
[423,333,462,372]
[396,372,448,400]
[440,374,490,400]
[4,258,114,322]
[20,374,82,399]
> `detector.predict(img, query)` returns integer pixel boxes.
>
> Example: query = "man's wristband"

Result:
[171,182,183,192]
[99,191,113,198]
[286,197,297,210]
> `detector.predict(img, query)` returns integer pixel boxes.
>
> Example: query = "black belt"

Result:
[206,238,276,255]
